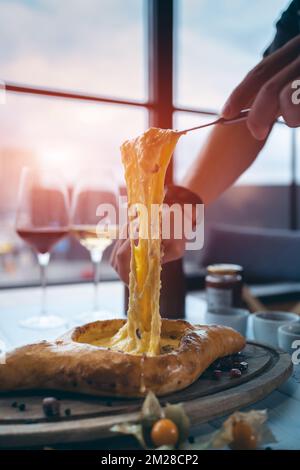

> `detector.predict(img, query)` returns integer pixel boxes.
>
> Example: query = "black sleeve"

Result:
[264,0,300,57]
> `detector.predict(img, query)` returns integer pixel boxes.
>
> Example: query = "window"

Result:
[0,0,148,287]
[0,94,147,189]
[0,0,298,288]
[237,123,292,185]
[1,0,146,100]
[173,0,298,231]
[173,112,292,185]
[175,0,287,109]
[174,0,293,185]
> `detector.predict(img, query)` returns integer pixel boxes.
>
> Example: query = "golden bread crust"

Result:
[0,319,245,397]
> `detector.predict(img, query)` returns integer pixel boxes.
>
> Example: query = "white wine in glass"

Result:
[16,167,70,329]
[71,225,118,253]
[71,171,119,323]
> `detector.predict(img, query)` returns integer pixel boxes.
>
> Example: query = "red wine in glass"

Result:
[17,227,69,254]
[16,167,70,329]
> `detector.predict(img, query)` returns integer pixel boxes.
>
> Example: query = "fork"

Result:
[179,109,250,134]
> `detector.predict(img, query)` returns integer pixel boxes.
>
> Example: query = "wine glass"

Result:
[70,170,119,323]
[16,167,70,329]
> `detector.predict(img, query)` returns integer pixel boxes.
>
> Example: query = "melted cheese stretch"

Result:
[109,128,181,356]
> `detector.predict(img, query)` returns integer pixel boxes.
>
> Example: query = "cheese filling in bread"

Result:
[93,128,181,356]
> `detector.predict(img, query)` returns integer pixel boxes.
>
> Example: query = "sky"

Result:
[0,0,297,186]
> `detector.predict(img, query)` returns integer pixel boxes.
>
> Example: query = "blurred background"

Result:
[0,0,298,289]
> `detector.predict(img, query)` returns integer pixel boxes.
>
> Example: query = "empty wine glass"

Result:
[16,167,70,329]
[70,170,119,323]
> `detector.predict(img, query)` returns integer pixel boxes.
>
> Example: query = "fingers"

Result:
[110,211,188,283]
[246,83,279,140]
[110,238,131,285]
[162,238,185,264]
[109,225,131,285]
[110,232,185,284]
[247,56,300,139]
[280,79,300,128]
[222,35,300,119]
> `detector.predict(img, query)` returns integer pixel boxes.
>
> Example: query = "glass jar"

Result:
[205,264,243,310]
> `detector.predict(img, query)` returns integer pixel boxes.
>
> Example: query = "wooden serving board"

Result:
[0,342,292,448]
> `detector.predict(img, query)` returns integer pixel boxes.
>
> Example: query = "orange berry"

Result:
[230,420,257,450]
[151,418,179,447]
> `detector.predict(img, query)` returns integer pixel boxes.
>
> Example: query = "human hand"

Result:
[109,222,186,285]
[222,35,300,140]
[110,186,202,285]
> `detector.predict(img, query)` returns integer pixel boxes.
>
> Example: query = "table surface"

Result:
[0,281,299,450]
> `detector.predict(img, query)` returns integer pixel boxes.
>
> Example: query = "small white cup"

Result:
[278,321,300,358]
[204,307,249,336]
[253,311,299,348]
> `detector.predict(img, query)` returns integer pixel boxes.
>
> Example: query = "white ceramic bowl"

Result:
[204,307,249,336]
[278,321,300,358]
[253,311,299,348]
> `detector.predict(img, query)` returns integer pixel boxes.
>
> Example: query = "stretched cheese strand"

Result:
[112,128,181,356]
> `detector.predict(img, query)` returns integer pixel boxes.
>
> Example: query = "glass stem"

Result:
[91,250,103,312]
[37,252,50,317]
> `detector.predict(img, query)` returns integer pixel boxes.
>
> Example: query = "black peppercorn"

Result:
[42,397,60,418]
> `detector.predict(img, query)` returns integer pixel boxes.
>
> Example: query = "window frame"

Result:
[4,0,298,229]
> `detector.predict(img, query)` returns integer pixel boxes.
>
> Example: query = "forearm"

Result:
[182,121,267,205]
